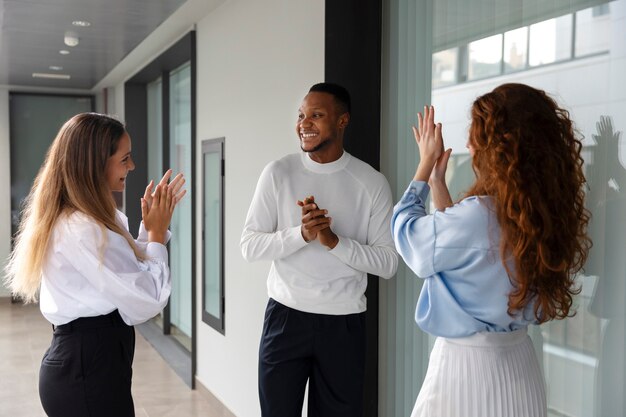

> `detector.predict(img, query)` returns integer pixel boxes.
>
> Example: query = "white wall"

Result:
[194,1,324,416]
[0,88,10,296]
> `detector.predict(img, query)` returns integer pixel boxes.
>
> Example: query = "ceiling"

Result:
[2,0,609,90]
[0,0,187,90]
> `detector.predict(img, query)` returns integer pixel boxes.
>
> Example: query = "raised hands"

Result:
[412,106,451,183]
[141,169,187,244]
[297,196,338,249]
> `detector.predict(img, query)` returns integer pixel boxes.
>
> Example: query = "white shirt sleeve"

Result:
[240,163,308,262]
[136,220,171,248]
[54,214,172,325]
[329,179,398,279]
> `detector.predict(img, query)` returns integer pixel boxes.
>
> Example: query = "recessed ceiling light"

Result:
[64,31,79,47]
[32,73,71,80]
[49,66,64,71]
[72,20,91,27]
[59,50,70,55]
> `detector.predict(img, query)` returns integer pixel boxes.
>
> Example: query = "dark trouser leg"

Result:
[39,314,135,417]
[308,312,366,417]
[259,299,313,417]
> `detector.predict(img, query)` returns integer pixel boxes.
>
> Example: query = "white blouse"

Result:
[39,210,171,326]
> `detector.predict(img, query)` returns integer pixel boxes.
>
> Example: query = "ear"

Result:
[338,113,350,129]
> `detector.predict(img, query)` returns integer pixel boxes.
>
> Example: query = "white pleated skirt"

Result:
[411,328,547,417]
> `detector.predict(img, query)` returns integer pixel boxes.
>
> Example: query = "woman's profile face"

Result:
[105,133,135,192]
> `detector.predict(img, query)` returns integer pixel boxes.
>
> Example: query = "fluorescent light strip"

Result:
[32,73,71,80]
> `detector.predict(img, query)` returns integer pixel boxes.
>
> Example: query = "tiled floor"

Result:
[0,298,228,417]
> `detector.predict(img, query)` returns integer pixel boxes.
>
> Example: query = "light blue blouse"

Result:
[391,181,536,338]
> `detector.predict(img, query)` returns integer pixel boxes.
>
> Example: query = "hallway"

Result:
[0,299,226,417]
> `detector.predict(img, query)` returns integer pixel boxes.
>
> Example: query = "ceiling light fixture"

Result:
[64,31,79,47]
[72,20,91,27]
[49,65,64,71]
[32,73,71,80]
[59,50,70,55]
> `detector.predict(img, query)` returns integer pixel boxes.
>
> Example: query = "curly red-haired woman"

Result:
[392,83,591,417]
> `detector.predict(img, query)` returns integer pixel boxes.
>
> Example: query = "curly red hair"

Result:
[466,83,591,323]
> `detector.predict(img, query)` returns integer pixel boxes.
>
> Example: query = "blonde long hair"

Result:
[5,113,144,303]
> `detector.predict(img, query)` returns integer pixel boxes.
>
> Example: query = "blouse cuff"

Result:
[403,181,430,204]
[146,242,169,263]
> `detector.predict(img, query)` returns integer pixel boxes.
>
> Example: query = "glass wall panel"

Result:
[468,34,502,80]
[575,6,611,57]
[10,94,93,235]
[146,78,164,329]
[529,15,573,66]
[383,1,625,416]
[168,62,193,345]
[504,27,528,73]
[432,48,458,88]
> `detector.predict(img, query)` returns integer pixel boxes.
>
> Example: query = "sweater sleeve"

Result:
[240,163,308,262]
[328,177,398,279]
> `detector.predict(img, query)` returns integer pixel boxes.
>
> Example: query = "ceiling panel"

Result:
[0,0,187,89]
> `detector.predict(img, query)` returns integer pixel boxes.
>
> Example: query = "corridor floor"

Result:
[0,298,227,417]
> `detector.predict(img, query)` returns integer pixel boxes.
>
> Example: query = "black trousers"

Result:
[39,310,136,417]
[259,299,366,417]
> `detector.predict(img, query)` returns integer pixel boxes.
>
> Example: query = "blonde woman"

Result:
[5,113,186,417]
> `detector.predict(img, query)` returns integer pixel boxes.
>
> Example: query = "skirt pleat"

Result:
[411,328,547,417]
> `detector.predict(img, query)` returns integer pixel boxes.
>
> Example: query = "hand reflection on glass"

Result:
[586,116,626,417]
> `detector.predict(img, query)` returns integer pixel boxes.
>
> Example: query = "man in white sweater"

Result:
[241,83,398,417]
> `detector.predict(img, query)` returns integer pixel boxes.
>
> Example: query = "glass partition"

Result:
[468,34,503,80]
[382,1,625,415]
[168,62,193,348]
[10,94,93,235]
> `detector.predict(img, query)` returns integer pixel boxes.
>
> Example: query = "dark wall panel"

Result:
[325,1,383,416]
[123,83,148,236]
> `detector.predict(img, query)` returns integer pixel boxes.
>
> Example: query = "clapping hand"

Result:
[413,106,451,182]
[141,169,187,244]
[142,169,186,209]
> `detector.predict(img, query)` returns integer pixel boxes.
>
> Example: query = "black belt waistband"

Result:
[53,310,127,333]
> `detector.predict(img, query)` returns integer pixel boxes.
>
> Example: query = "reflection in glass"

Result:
[504,27,527,73]
[529,15,572,66]
[468,34,502,80]
[585,116,626,417]
[432,48,458,88]
[575,6,610,57]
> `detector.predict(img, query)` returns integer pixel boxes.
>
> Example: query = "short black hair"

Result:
[309,82,351,114]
